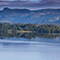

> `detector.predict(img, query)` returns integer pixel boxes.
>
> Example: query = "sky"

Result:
[0,0,60,10]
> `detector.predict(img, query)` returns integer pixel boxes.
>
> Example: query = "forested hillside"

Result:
[0,8,60,24]
[0,23,60,33]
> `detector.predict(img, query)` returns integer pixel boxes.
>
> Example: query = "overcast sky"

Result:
[0,0,60,10]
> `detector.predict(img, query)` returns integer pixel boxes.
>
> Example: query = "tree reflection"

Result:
[0,32,60,39]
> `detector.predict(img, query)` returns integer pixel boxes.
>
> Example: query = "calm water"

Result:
[0,33,60,60]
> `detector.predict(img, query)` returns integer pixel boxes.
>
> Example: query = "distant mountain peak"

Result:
[3,7,11,11]
[3,7,30,11]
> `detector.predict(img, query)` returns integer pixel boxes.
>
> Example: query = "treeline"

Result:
[0,23,60,33]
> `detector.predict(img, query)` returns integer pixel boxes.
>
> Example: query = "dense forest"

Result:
[0,23,60,33]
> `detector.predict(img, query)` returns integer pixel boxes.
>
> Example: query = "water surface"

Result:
[0,33,60,60]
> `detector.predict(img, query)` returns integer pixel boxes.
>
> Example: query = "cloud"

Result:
[0,0,60,10]
[0,0,42,2]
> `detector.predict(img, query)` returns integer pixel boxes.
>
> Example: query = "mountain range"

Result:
[0,7,60,24]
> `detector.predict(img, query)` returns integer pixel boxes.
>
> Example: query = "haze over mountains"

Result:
[0,7,60,24]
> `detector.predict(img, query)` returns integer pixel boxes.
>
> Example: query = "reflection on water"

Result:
[0,33,60,39]
[0,33,60,60]
[0,33,60,43]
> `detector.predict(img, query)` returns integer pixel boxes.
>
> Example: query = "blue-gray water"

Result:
[0,34,60,60]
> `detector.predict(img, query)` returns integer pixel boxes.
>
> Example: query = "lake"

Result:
[0,33,60,60]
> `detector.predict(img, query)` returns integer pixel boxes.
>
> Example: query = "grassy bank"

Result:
[17,31,35,33]
[8,30,36,33]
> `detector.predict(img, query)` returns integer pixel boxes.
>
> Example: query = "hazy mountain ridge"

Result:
[0,8,60,24]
